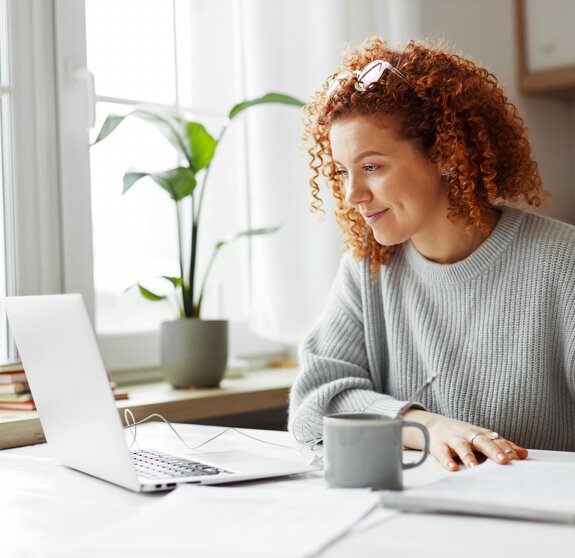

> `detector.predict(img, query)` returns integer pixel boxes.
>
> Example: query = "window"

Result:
[83,0,280,371]
[86,0,247,332]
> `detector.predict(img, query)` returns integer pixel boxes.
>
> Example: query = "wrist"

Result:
[401,409,434,449]
[403,408,430,424]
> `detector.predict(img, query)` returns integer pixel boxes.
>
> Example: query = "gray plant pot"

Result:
[160,319,228,388]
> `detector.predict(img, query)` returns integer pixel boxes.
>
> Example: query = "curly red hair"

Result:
[303,38,547,267]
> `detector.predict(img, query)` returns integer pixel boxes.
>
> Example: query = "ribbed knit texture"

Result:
[289,207,575,450]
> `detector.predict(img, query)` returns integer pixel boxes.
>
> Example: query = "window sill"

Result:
[0,367,298,450]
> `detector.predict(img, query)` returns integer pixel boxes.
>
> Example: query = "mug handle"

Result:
[401,421,430,470]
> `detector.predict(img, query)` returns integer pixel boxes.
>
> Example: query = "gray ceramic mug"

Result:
[323,413,430,490]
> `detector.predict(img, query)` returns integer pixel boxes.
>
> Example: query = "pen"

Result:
[395,372,438,419]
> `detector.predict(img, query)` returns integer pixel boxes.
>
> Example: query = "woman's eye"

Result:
[363,164,380,172]
[335,169,348,178]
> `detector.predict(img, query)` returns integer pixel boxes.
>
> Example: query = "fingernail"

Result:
[448,461,457,469]
[470,461,479,467]
[497,453,506,461]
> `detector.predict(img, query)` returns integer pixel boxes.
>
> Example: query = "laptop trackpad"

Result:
[189,451,305,475]
[191,451,275,464]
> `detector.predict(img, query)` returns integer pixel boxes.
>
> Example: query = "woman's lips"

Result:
[363,209,388,225]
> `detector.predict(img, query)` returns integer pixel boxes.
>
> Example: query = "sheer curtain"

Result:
[239,0,406,345]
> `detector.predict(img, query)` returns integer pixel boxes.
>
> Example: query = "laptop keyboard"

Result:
[132,449,231,480]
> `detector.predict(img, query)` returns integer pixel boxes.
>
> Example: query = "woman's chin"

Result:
[373,230,408,247]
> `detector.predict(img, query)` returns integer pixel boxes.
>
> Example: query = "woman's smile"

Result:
[362,208,389,225]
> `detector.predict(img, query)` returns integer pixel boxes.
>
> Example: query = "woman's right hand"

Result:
[402,409,529,471]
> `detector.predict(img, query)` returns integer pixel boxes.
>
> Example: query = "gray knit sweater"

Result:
[288,207,575,451]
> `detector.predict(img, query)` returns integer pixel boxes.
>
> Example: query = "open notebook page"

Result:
[381,459,575,524]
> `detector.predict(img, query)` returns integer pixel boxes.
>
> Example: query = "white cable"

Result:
[122,409,320,461]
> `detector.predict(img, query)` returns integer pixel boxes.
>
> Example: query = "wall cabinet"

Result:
[517,0,575,96]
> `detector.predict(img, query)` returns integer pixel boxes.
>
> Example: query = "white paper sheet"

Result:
[58,484,380,558]
[382,459,575,524]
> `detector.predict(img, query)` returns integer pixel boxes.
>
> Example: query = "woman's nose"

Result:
[344,175,371,207]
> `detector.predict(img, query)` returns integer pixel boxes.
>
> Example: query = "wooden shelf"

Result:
[0,368,298,450]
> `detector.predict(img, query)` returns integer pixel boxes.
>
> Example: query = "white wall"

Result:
[375,0,575,224]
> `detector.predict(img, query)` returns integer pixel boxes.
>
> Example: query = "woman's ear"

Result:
[441,167,454,181]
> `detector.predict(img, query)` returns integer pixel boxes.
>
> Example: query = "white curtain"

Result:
[238,0,413,345]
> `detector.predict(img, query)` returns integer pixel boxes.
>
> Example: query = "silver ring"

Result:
[469,432,482,446]
[489,432,500,440]
[504,449,513,454]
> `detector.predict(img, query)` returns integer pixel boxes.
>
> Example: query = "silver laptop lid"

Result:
[4,294,140,491]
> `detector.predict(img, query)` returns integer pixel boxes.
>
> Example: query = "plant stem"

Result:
[176,201,190,317]
[193,124,229,225]
[196,244,221,317]
[189,123,229,319]
[187,195,197,317]
[189,224,199,316]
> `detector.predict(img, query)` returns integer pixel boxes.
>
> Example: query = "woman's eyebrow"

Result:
[353,150,387,162]
[333,150,388,166]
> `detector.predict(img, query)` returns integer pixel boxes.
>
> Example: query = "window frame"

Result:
[10,0,63,297]
[0,0,64,364]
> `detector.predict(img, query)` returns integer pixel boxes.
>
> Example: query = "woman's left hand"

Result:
[402,409,529,471]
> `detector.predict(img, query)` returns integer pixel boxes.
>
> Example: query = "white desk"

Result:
[2,423,575,558]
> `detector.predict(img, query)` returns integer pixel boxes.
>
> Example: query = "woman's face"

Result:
[329,113,450,248]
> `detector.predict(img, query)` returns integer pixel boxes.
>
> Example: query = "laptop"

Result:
[3,294,315,492]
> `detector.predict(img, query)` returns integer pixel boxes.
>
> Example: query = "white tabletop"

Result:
[2,423,575,558]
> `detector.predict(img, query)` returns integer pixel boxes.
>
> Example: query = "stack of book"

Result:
[110,383,129,401]
[0,362,35,410]
[0,361,129,411]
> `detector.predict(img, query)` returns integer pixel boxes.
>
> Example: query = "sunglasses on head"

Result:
[327,59,410,98]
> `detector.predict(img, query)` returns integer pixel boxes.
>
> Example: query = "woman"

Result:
[288,38,575,471]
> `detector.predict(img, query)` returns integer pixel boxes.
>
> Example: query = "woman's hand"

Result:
[402,409,529,471]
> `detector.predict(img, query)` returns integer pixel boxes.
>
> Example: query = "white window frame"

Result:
[0,0,65,363]
[2,0,62,351]
[9,0,62,296]
[53,0,95,313]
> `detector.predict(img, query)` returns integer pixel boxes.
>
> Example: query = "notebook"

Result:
[381,458,575,524]
[3,294,316,492]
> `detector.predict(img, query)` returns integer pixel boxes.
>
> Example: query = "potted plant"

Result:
[93,93,303,387]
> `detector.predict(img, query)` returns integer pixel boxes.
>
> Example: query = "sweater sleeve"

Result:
[288,254,424,444]
[564,266,575,400]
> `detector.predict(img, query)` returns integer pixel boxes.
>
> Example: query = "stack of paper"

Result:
[382,460,575,524]
[60,484,380,557]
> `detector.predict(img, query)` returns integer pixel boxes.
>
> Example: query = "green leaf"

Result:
[186,122,217,172]
[123,171,149,194]
[153,167,197,201]
[125,277,181,298]
[228,93,304,120]
[137,285,166,301]
[93,114,125,144]
[215,225,281,249]
[123,167,197,201]
[132,109,189,161]
[162,276,183,288]
[93,108,191,164]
